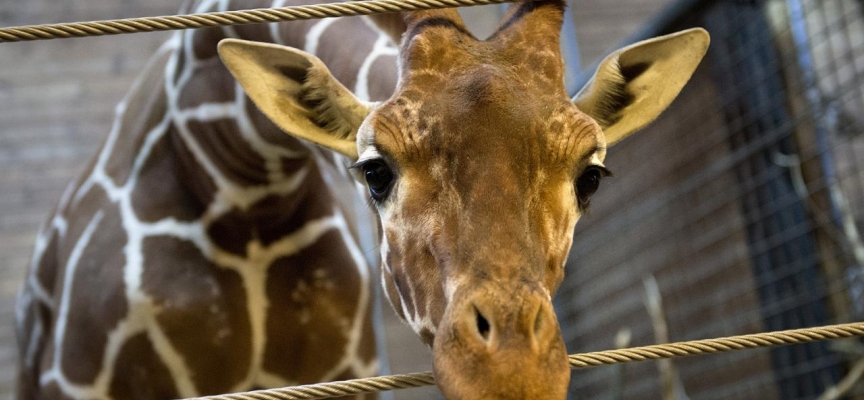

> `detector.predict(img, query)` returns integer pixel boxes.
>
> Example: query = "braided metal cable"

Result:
[0,0,518,43]
[568,322,864,368]
[186,322,864,400]
[186,372,435,400]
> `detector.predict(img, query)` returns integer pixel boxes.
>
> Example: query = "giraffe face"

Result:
[357,81,600,400]
[220,2,709,396]
[350,9,603,397]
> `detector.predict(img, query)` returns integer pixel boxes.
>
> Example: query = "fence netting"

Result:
[556,0,864,398]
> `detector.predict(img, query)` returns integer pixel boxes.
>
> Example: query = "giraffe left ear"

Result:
[218,38,370,160]
[573,28,710,146]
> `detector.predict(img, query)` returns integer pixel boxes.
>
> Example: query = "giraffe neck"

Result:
[155,0,402,275]
[17,1,402,398]
[157,0,402,261]
[165,0,400,203]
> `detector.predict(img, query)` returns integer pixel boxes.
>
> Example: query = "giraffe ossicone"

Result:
[15,0,708,398]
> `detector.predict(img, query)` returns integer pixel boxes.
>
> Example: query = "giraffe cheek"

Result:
[544,260,566,296]
[382,236,427,336]
[381,266,406,322]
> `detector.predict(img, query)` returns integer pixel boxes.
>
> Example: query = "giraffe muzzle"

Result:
[432,285,570,399]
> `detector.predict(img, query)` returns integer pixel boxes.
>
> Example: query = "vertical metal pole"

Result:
[785,0,844,225]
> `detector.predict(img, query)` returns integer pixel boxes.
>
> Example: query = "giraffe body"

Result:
[15,0,399,398]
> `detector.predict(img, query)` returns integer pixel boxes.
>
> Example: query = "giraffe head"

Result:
[219,2,708,397]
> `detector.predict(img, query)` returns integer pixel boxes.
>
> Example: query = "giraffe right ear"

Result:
[573,28,710,146]
[218,39,370,160]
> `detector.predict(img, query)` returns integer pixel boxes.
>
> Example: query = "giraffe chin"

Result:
[431,287,570,399]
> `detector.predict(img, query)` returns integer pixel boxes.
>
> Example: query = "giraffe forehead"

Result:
[368,90,601,168]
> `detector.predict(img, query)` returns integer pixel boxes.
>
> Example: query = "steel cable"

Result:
[0,0,518,43]
[185,322,864,400]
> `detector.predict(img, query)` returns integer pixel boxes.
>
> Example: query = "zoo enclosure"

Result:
[2,0,864,399]
[556,0,864,398]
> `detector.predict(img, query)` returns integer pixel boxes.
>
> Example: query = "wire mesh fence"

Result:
[556,0,864,398]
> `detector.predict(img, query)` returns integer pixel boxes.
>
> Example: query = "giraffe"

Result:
[15,0,709,398]
[221,2,709,398]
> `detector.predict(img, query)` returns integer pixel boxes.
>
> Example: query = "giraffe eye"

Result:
[362,160,394,201]
[576,166,611,208]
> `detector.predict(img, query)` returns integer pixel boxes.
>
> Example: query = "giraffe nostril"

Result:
[533,303,545,339]
[474,306,491,342]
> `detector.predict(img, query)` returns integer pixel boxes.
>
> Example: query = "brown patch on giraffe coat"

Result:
[131,131,209,223]
[35,229,60,297]
[109,332,179,400]
[57,177,112,266]
[142,235,251,395]
[59,203,128,384]
[33,302,53,368]
[39,337,54,376]
[206,160,334,256]
[282,156,309,179]
[15,364,36,400]
[278,16,329,49]
[15,290,53,398]
[243,97,312,156]
[192,27,227,61]
[170,124,218,213]
[365,12,407,46]
[316,18,379,92]
[185,118,270,186]
[367,56,399,101]
[177,62,236,108]
[262,229,362,383]
[105,50,171,187]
